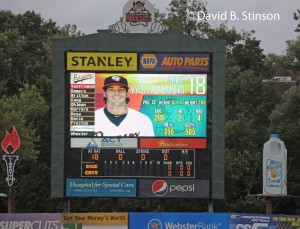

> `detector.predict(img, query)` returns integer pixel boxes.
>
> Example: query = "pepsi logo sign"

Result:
[152,180,168,196]
[139,179,209,198]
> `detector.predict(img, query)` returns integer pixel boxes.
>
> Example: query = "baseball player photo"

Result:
[94,75,155,137]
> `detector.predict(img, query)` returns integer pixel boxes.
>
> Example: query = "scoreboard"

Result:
[81,148,195,178]
[64,52,213,198]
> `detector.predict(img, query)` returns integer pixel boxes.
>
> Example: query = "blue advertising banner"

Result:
[129,213,229,229]
[229,213,300,229]
[139,53,210,72]
[66,178,137,197]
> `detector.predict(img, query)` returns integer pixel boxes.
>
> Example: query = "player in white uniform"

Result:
[95,75,154,137]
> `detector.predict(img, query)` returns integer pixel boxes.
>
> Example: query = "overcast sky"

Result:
[1,0,299,55]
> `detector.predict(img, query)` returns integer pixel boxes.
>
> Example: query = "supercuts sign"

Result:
[123,0,155,33]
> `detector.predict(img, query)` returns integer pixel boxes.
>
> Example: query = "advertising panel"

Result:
[66,53,137,71]
[61,213,128,229]
[139,53,210,72]
[70,138,137,148]
[0,213,60,229]
[229,213,300,229]
[138,179,209,198]
[66,178,136,197]
[129,213,228,229]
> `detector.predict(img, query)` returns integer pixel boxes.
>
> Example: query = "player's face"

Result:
[105,85,128,106]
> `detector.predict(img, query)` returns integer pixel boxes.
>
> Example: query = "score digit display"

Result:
[81,148,195,178]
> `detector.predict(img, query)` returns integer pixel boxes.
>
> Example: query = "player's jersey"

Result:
[95,107,154,137]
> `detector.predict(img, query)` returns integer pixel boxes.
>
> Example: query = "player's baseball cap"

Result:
[103,75,129,89]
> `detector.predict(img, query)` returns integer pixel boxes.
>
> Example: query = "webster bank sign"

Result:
[66,52,137,71]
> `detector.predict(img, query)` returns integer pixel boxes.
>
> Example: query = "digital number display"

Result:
[81,148,195,178]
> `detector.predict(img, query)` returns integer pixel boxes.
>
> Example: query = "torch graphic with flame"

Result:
[1,126,20,186]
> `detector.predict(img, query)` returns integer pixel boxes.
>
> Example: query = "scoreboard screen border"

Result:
[51,32,225,199]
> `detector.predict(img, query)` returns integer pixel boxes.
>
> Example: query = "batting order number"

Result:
[190,76,206,95]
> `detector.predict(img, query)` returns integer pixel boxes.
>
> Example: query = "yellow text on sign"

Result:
[67,52,137,71]
[61,213,128,225]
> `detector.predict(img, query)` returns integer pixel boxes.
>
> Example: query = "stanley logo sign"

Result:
[66,52,137,71]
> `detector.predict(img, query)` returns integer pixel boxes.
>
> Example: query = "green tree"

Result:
[263,54,295,78]
[226,37,265,73]
[223,112,270,213]
[206,23,244,52]
[0,28,25,96]
[286,36,300,72]
[293,9,300,32]
[158,0,210,37]
[0,10,83,212]
[0,10,60,95]
[0,85,49,212]
[268,84,300,214]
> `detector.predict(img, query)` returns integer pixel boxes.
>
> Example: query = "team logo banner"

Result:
[139,53,210,72]
[123,0,154,33]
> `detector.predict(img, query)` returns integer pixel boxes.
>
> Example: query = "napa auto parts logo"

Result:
[139,53,210,72]
[139,179,209,198]
[140,54,158,69]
